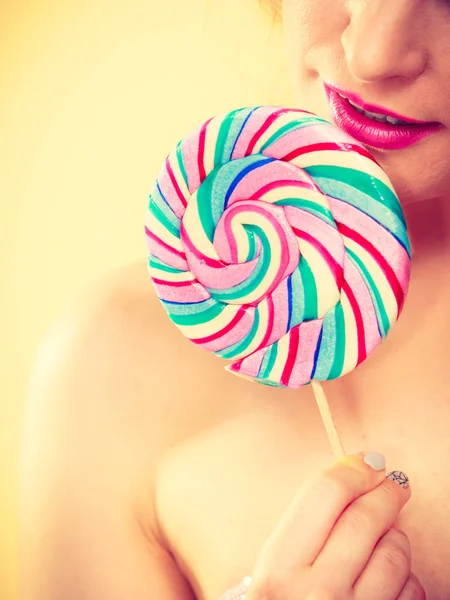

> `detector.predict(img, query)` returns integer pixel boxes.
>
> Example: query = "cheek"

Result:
[282,0,348,59]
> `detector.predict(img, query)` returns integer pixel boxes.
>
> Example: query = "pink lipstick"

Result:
[324,82,442,151]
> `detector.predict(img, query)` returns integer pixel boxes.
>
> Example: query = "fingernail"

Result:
[387,471,410,489]
[363,452,386,471]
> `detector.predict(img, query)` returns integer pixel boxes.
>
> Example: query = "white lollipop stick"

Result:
[311,381,346,459]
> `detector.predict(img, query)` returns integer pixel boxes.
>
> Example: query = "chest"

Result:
[155,398,450,600]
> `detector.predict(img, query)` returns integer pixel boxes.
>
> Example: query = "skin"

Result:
[21,1,450,599]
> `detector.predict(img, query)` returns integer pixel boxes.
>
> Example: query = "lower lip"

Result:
[325,86,442,151]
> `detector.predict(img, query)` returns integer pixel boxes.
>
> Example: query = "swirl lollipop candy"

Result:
[145,106,411,399]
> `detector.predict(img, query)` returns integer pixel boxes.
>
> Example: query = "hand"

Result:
[245,453,426,600]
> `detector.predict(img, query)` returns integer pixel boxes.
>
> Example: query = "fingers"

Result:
[353,527,411,600]
[398,573,427,600]
[312,468,410,587]
[250,453,387,578]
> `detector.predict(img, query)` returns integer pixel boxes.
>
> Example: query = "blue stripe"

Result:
[287,275,293,330]
[224,157,275,209]
[310,326,323,380]
[153,182,178,218]
[161,297,214,307]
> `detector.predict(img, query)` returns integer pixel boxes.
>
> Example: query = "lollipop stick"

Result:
[311,381,346,459]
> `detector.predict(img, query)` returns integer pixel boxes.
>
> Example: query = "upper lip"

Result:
[324,81,438,125]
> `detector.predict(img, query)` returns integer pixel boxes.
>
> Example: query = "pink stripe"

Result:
[152,279,211,303]
[228,345,266,379]
[287,320,324,387]
[181,223,259,291]
[229,318,324,388]
[329,198,410,296]
[182,128,202,193]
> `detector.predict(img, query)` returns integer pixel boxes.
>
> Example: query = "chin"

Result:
[369,147,450,207]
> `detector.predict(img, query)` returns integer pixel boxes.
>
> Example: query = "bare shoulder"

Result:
[24,260,202,488]
[20,261,213,599]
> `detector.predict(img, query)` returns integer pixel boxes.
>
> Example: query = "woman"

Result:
[20,1,450,598]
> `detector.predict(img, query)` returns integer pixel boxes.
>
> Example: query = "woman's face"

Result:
[282,0,450,206]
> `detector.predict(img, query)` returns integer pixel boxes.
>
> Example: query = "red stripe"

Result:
[198,118,213,183]
[255,178,316,198]
[282,142,377,163]
[152,277,193,288]
[246,109,288,156]
[337,222,405,314]
[292,227,344,288]
[191,306,247,345]
[165,158,187,208]
[145,226,187,261]
[280,325,300,386]
[341,279,367,366]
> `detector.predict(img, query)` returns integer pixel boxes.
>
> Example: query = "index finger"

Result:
[252,452,387,576]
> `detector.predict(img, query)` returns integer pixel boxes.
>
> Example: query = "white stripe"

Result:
[269,331,290,382]
[203,116,223,175]
[145,211,184,252]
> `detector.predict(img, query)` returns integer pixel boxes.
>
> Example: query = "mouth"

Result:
[323,82,443,151]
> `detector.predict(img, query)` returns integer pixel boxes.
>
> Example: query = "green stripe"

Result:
[303,165,405,223]
[346,247,390,337]
[244,225,258,261]
[298,257,318,320]
[213,110,240,168]
[259,342,278,380]
[149,256,185,274]
[274,198,336,228]
[168,302,225,326]
[150,201,180,237]
[196,174,216,242]
[176,141,189,191]
[328,302,346,379]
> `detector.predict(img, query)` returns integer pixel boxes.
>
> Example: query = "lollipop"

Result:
[145,106,410,396]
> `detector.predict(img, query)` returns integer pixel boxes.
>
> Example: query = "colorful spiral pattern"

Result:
[145,106,411,388]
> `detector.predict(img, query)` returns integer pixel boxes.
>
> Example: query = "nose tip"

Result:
[341,11,428,84]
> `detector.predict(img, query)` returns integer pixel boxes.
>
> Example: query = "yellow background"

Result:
[1,1,292,597]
